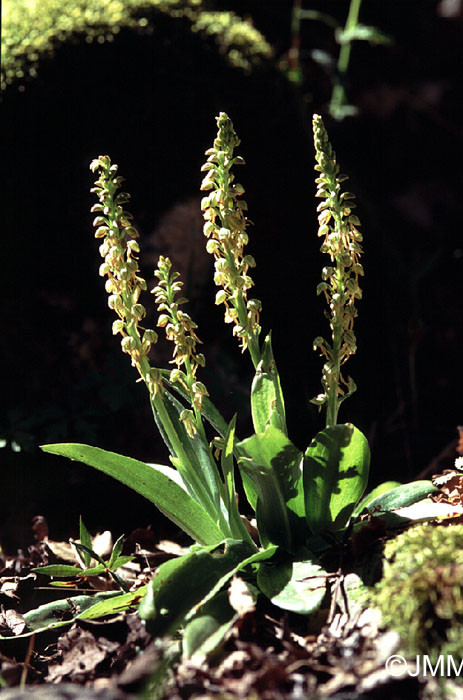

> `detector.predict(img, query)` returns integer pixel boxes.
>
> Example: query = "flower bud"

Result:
[215,290,228,305]
[95,225,109,238]
[143,329,158,344]
[195,353,206,367]
[121,336,136,353]
[247,298,261,312]
[112,320,125,335]
[192,381,209,397]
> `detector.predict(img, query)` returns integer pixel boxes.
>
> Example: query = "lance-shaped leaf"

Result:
[251,333,287,436]
[353,480,437,519]
[150,388,223,516]
[304,423,370,533]
[237,425,307,551]
[0,589,147,640]
[138,540,267,636]
[221,416,254,543]
[41,444,224,545]
[351,480,401,518]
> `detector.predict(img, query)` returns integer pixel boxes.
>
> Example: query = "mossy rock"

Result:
[371,523,463,665]
[2,0,273,90]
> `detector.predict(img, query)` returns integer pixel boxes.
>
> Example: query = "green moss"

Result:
[371,523,463,664]
[1,0,272,91]
[191,12,272,71]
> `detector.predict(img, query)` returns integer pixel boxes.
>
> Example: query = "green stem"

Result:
[329,0,363,117]
[326,315,342,428]
[234,287,261,369]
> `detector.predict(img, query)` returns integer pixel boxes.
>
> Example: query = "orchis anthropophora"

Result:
[311,114,364,427]
[200,113,262,368]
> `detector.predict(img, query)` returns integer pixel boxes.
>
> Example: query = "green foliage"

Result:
[257,556,327,615]
[0,589,146,640]
[42,443,227,545]
[286,0,391,119]
[304,423,369,532]
[32,518,134,592]
[37,111,436,654]
[191,11,272,71]
[1,0,272,90]
[138,540,271,635]
[371,524,463,665]
[238,425,307,551]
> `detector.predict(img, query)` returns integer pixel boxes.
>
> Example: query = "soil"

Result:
[0,520,457,700]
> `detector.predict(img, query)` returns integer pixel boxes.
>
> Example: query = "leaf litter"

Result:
[0,515,460,699]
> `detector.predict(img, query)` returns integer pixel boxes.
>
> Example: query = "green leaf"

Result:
[250,333,287,436]
[356,480,437,516]
[80,564,106,577]
[304,423,370,533]
[138,540,261,636]
[221,416,253,543]
[79,516,93,567]
[108,569,129,592]
[336,24,392,46]
[31,564,84,577]
[237,425,307,551]
[257,555,327,614]
[79,587,147,620]
[183,590,236,662]
[150,389,223,517]
[41,444,224,546]
[72,541,105,567]
[0,589,145,640]
[108,533,124,568]
[109,555,134,569]
[352,480,402,518]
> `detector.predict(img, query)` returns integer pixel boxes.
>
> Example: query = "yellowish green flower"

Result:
[311,114,364,426]
[152,255,209,416]
[90,155,162,397]
[200,112,262,368]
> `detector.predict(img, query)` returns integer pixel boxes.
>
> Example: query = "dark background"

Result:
[2,0,463,550]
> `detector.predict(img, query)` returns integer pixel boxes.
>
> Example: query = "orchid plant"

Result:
[39,113,436,651]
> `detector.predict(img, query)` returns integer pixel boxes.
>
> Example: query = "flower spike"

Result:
[311,115,364,426]
[152,255,209,414]
[200,112,262,368]
[90,156,161,397]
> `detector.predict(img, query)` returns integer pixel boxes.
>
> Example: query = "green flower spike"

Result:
[152,255,209,435]
[89,156,162,397]
[200,112,262,368]
[311,115,364,427]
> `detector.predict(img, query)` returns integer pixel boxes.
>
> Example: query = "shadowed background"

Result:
[2,0,462,549]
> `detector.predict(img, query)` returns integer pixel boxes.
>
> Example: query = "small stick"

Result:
[20,632,35,689]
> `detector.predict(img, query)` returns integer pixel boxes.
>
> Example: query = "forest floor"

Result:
[0,518,459,700]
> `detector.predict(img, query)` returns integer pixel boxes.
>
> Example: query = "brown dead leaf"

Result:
[46,624,119,683]
[0,607,27,636]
